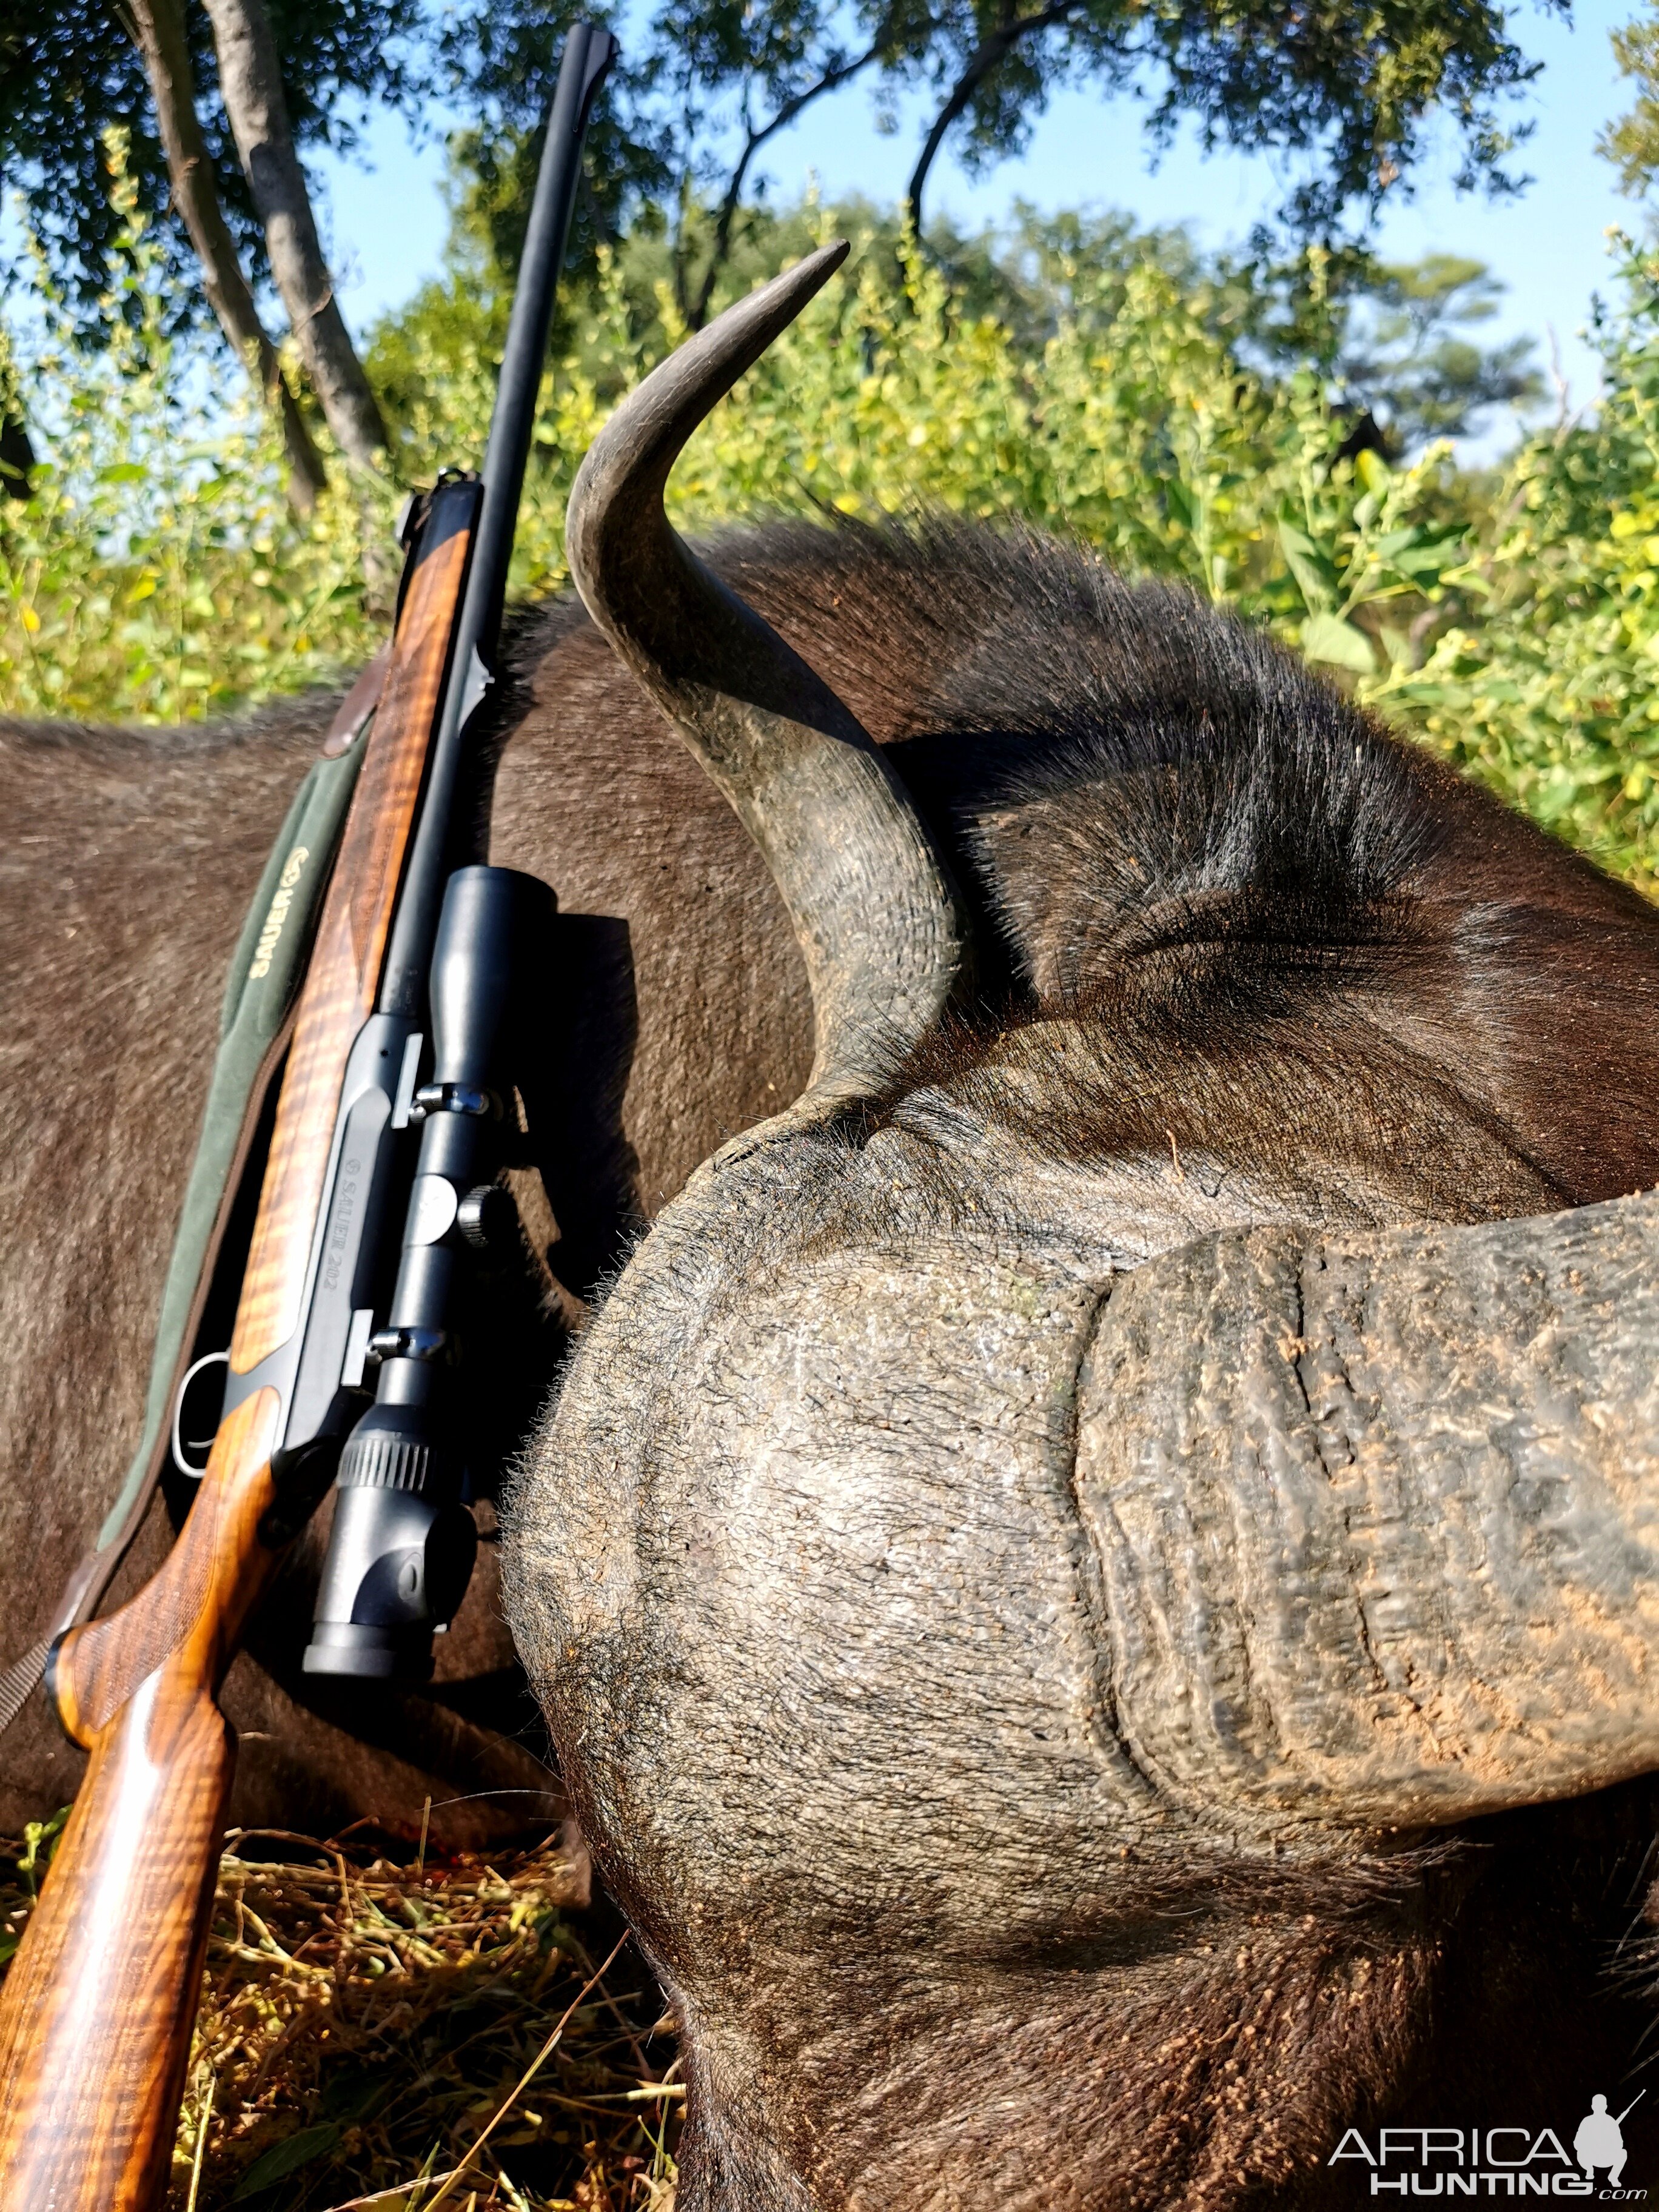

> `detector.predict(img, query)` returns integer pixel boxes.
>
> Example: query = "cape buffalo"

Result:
[8,235,1659,2200]
[503,247,1659,2208]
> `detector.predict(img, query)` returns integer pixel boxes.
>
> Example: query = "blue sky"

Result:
[310,0,1646,455]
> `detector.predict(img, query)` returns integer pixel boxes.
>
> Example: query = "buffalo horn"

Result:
[564,243,966,1127]
[1080,1188,1659,1828]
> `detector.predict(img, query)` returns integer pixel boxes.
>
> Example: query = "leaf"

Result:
[1355,448,1392,498]
[1444,567,1492,600]
[1301,612,1377,674]
[1389,536,1464,580]
[231,2122,343,2200]
[1277,515,1341,612]
[19,1806,69,1892]
[321,2071,391,2123]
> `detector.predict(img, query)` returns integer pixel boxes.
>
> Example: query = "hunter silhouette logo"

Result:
[1330,2094,1648,2196]
[1577,2096,1644,2193]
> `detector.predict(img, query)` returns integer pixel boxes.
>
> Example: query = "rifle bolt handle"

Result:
[367,1325,449,1364]
[412,1081,497,1120]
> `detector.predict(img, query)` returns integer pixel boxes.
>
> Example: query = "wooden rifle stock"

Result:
[0,490,478,2212]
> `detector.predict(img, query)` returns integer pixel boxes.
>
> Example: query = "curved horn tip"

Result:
[669,237,851,397]
[566,238,852,623]
[785,235,850,292]
[560,229,968,1131]
[720,239,850,337]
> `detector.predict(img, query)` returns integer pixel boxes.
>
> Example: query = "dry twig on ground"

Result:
[0,1822,679,2211]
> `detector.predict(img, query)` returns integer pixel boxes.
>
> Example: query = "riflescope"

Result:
[302,864,551,1680]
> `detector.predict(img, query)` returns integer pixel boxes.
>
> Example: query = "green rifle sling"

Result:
[96,736,367,1551]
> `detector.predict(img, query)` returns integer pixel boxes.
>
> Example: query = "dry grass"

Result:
[0,1821,680,2212]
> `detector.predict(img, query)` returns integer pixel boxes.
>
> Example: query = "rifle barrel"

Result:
[379,21,615,1021]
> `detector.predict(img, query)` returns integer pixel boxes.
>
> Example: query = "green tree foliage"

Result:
[1326,256,1543,447]
[0,146,397,719]
[0,0,426,330]
[404,173,1540,456]
[443,0,1555,323]
[953,221,1543,447]
[1603,0,1659,196]
[1388,236,1659,887]
[0,169,1462,719]
[7,150,1659,900]
[2,0,1557,383]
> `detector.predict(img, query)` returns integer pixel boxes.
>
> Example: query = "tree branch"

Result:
[126,0,327,510]
[688,29,898,331]
[905,0,1079,236]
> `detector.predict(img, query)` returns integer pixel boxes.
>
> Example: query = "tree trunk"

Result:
[199,0,389,472]
[127,0,327,511]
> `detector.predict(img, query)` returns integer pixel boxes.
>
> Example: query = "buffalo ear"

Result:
[564,246,967,1133]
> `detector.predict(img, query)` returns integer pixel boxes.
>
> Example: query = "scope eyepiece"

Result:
[301,1401,478,1681]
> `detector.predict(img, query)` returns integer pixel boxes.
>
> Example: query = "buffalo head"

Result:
[507,247,1659,2208]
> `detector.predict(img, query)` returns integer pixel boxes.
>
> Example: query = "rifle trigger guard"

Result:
[171,1350,230,1479]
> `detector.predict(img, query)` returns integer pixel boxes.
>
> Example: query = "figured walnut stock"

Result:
[0,1389,276,2210]
[0,497,475,2212]
[230,513,472,1369]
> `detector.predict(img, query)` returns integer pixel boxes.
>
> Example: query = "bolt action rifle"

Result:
[0,24,614,2208]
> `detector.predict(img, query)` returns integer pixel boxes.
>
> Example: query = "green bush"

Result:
[0,155,1460,712]
[0,146,399,724]
[7,140,1659,897]
[1381,242,1659,891]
